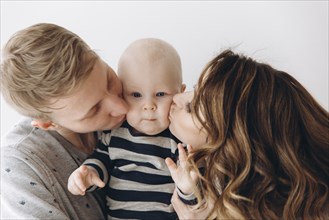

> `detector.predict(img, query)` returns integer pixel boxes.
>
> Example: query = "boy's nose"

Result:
[143,104,157,111]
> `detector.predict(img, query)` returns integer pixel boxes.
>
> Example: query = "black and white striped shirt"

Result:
[85,121,180,220]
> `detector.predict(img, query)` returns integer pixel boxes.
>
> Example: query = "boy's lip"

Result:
[144,118,156,121]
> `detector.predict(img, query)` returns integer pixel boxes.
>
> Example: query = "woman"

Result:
[166,49,329,219]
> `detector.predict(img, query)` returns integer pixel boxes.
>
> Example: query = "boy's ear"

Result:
[181,84,186,92]
[31,120,58,130]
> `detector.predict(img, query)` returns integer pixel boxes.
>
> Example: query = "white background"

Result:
[1,1,328,137]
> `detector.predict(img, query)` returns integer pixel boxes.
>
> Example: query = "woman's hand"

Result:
[165,143,198,194]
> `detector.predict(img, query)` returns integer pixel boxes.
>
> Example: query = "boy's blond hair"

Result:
[1,23,98,120]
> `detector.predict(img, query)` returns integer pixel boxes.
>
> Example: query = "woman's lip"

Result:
[169,110,174,120]
[169,105,175,115]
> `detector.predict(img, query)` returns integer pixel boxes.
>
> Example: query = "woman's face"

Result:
[169,91,207,149]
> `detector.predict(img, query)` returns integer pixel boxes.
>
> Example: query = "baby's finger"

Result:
[80,164,89,175]
[92,176,106,188]
[73,172,88,193]
[68,181,85,195]
[75,178,87,194]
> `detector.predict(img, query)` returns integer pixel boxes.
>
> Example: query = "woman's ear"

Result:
[181,84,186,92]
[31,120,58,130]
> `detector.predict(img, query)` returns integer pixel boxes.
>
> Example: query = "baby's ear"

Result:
[31,120,58,130]
[181,84,186,92]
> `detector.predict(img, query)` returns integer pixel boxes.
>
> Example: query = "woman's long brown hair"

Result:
[191,49,329,219]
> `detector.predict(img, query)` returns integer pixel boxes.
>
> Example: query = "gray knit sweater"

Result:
[1,118,106,219]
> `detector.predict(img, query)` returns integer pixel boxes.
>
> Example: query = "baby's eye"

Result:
[132,92,142,98]
[185,102,191,113]
[156,92,166,97]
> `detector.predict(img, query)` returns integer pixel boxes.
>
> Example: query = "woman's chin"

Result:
[169,125,181,141]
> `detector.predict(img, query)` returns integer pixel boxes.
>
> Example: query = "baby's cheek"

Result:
[162,118,170,128]
[159,111,170,125]
[160,103,172,117]
[126,111,138,125]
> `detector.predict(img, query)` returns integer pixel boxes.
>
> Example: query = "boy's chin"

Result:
[138,126,167,136]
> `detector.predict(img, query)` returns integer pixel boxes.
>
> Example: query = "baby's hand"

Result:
[165,143,198,195]
[67,165,105,195]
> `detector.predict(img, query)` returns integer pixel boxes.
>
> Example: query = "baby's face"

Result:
[120,61,182,135]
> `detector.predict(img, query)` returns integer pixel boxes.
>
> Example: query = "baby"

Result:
[68,38,187,219]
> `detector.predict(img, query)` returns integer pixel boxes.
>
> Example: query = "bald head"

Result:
[118,38,182,82]
[117,38,185,135]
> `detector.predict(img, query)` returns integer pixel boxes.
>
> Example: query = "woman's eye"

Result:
[185,102,192,113]
[132,92,142,98]
[156,92,165,97]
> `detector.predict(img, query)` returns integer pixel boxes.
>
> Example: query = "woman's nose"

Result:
[172,93,182,106]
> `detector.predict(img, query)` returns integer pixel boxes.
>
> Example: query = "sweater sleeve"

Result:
[1,148,70,219]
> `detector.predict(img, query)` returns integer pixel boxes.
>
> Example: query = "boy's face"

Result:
[48,59,128,133]
[120,61,183,135]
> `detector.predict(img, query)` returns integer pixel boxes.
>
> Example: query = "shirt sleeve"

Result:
[175,166,206,206]
[1,148,70,219]
[175,186,199,206]
[83,131,112,191]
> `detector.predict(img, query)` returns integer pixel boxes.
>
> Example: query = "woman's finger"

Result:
[187,144,194,153]
[165,157,178,182]
[177,143,188,167]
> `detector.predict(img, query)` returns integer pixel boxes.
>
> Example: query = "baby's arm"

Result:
[67,165,105,195]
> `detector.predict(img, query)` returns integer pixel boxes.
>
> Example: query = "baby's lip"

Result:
[144,118,156,121]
